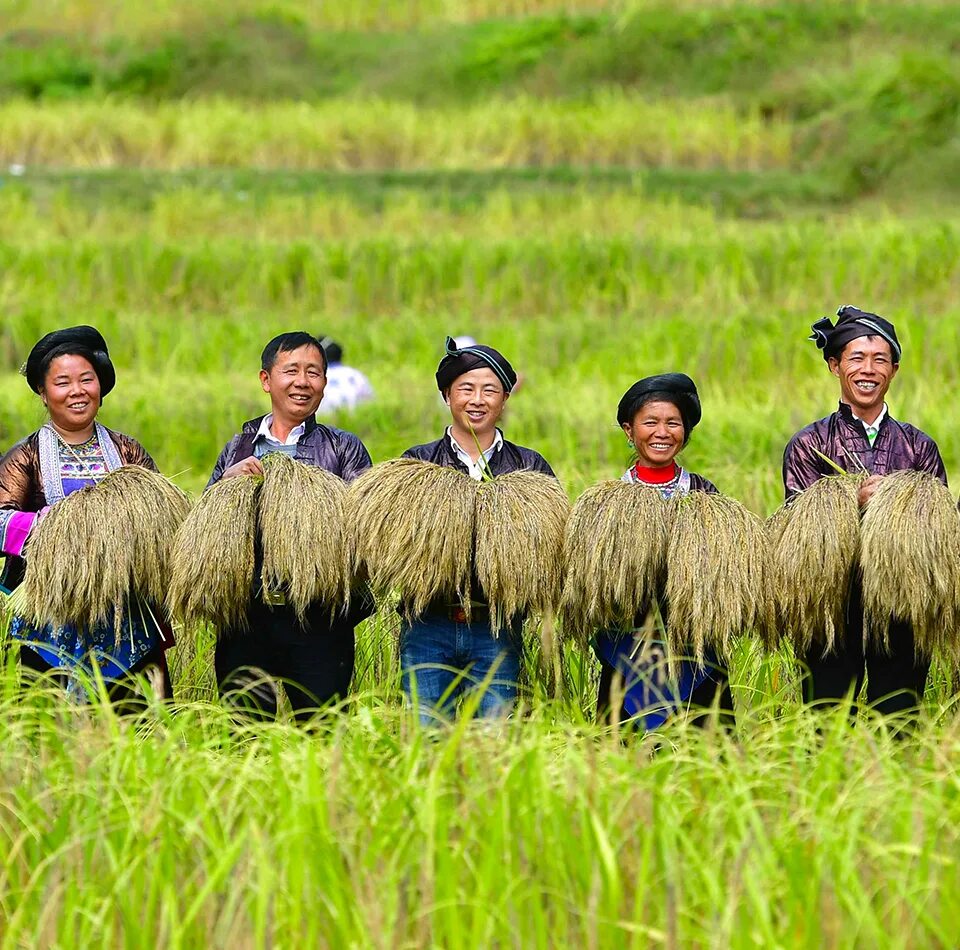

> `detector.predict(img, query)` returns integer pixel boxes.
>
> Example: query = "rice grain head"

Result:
[766,475,862,656]
[167,474,261,633]
[559,481,670,645]
[349,459,476,620]
[258,452,351,622]
[21,465,190,635]
[665,492,772,668]
[474,471,569,636]
[860,470,960,659]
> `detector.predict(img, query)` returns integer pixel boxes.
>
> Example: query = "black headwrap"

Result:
[809,305,902,363]
[616,373,702,436]
[435,336,517,393]
[22,325,116,398]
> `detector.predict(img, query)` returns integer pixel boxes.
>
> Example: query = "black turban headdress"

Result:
[809,305,901,363]
[435,336,517,393]
[617,373,702,438]
[23,325,116,398]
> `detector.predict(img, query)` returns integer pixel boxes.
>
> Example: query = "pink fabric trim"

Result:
[2,511,38,557]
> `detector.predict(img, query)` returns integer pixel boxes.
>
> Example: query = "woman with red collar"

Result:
[594,373,734,730]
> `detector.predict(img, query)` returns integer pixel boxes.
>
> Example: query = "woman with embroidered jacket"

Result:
[594,373,734,730]
[0,326,173,702]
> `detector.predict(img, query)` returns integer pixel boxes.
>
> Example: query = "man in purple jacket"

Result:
[208,331,373,722]
[782,306,947,716]
[400,337,555,724]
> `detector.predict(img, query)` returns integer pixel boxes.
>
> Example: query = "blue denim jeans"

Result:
[400,613,521,726]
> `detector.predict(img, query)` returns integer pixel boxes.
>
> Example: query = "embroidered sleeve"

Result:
[0,510,38,557]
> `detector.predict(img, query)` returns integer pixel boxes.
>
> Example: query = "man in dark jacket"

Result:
[401,337,554,724]
[782,306,947,716]
[209,331,373,721]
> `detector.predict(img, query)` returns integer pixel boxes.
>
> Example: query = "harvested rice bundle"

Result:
[349,458,477,619]
[767,475,862,656]
[665,492,771,667]
[21,466,190,633]
[860,470,960,659]
[167,474,261,632]
[258,452,350,621]
[559,481,670,645]
[474,471,570,635]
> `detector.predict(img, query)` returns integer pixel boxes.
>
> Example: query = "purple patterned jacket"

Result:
[782,402,946,501]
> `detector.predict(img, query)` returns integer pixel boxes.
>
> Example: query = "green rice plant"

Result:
[767,474,862,656]
[666,491,772,666]
[474,470,570,635]
[20,465,190,635]
[860,470,960,659]
[349,459,477,619]
[258,452,351,621]
[0,94,792,172]
[167,474,260,633]
[559,480,670,644]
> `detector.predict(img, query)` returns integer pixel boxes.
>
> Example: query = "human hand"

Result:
[857,474,883,508]
[220,457,264,480]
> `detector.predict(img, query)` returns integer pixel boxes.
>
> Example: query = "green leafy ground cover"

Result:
[2,2,960,944]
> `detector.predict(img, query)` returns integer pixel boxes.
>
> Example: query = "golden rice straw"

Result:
[349,458,476,620]
[258,452,351,622]
[665,492,772,667]
[559,481,670,645]
[860,470,960,659]
[167,474,261,633]
[21,466,190,634]
[474,471,569,636]
[767,475,862,656]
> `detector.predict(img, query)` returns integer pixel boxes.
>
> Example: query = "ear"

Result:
[889,362,900,382]
[259,369,271,394]
[442,389,451,407]
[827,356,842,381]
[620,421,632,438]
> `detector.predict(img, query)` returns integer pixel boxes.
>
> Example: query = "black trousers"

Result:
[215,597,359,723]
[802,580,929,717]
[19,643,172,714]
[596,660,735,729]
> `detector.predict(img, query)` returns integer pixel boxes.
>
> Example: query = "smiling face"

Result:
[41,353,102,436]
[444,367,508,441]
[259,343,327,426]
[828,335,898,422]
[621,399,685,469]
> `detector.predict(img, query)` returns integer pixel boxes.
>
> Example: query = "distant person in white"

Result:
[316,336,374,414]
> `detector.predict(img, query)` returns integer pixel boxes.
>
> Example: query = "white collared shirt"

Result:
[256,413,306,447]
[447,426,503,481]
[850,402,887,446]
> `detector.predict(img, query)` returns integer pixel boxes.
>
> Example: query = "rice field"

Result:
[3,1,960,944]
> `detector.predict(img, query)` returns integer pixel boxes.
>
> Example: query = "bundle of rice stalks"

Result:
[767,475,862,656]
[559,481,670,645]
[349,459,477,619]
[474,471,570,635]
[860,470,960,659]
[21,466,190,634]
[665,492,772,667]
[258,452,350,621]
[167,474,261,632]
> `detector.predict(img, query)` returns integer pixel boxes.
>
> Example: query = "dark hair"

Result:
[625,390,693,446]
[317,335,343,363]
[261,332,327,373]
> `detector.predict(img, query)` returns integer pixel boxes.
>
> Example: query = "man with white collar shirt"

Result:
[782,305,947,716]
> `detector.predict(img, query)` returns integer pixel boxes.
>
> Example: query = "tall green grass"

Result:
[0,94,791,171]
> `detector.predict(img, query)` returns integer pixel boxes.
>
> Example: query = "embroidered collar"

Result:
[38,421,123,505]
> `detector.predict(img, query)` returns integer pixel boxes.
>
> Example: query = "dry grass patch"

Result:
[860,471,960,659]
[258,453,351,622]
[559,481,670,644]
[767,475,862,656]
[21,465,190,636]
[349,459,476,620]
[475,471,569,635]
[167,474,260,633]
[666,492,772,667]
